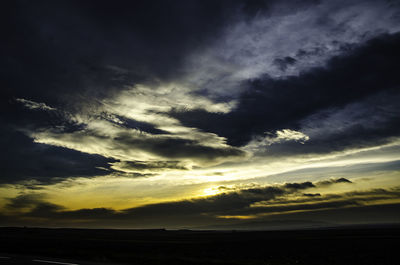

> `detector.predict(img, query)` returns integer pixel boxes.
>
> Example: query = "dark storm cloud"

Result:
[0,127,116,185]
[0,0,267,185]
[171,33,400,148]
[0,0,253,109]
[0,0,237,134]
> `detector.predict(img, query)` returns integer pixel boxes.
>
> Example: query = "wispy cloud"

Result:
[15,98,56,111]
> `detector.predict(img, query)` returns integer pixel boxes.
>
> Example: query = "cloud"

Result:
[0,127,116,185]
[2,179,399,228]
[267,129,310,144]
[217,187,400,219]
[4,194,47,210]
[0,2,247,183]
[30,119,247,170]
[317,178,352,186]
[0,0,248,111]
[273,56,297,71]
[15,98,56,111]
[100,113,168,135]
[284,181,315,190]
[113,133,245,163]
[258,91,400,157]
[111,160,189,173]
[172,33,400,151]
[263,159,400,184]
[3,180,308,225]
[245,129,310,152]
[2,0,400,183]
[178,0,400,100]
[303,193,321,197]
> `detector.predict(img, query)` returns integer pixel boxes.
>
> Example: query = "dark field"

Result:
[0,226,399,265]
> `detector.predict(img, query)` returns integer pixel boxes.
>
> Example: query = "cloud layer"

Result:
[2,178,399,228]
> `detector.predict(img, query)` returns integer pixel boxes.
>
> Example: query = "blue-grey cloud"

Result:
[172,33,400,152]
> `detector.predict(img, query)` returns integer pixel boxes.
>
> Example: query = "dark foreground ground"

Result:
[0,226,399,265]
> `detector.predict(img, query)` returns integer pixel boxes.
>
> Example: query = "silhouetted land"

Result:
[0,225,399,265]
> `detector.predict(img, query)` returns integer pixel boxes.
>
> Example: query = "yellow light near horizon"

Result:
[201,187,222,197]
[217,215,257,220]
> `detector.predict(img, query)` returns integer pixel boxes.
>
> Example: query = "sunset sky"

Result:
[1,0,400,229]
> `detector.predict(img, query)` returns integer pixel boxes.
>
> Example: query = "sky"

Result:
[1,0,400,229]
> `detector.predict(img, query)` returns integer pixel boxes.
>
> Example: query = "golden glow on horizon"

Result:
[217,215,258,220]
[1,170,399,215]
[201,187,223,197]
